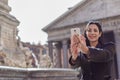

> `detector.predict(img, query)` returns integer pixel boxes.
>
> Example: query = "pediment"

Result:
[43,0,120,31]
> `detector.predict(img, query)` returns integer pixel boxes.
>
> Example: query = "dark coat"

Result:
[69,42,115,80]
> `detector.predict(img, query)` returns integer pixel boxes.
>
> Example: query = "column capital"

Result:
[54,42,62,49]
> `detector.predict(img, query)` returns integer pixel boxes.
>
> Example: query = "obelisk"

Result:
[0,0,26,67]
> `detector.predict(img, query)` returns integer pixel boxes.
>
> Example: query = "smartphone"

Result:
[71,28,81,53]
[71,28,81,36]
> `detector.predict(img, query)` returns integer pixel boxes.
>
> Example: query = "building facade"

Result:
[43,0,120,79]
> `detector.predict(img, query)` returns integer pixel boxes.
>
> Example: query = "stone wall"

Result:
[0,66,79,80]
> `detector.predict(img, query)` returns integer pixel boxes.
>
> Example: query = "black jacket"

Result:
[69,42,115,80]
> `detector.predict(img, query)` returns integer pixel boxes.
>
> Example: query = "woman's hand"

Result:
[70,34,79,60]
[71,34,89,60]
[78,35,89,54]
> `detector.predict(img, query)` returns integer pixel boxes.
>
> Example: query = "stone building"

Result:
[42,0,120,79]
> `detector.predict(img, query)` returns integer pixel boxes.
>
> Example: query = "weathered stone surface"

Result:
[39,54,53,68]
[0,0,36,68]
[0,66,79,80]
[0,0,11,13]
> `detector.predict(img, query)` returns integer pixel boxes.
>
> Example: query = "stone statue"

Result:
[39,54,53,68]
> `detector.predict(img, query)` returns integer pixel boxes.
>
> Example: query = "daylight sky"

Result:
[9,0,82,45]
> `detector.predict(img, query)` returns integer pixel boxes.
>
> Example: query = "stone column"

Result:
[48,41,53,62]
[54,42,62,68]
[114,30,120,79]
[62,40,68,68]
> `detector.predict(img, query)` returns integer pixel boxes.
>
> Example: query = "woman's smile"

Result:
[86,24,101,42]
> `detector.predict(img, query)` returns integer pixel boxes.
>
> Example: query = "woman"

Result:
[69,21,115,80]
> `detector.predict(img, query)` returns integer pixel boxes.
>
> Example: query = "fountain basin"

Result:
[0,66,79,80]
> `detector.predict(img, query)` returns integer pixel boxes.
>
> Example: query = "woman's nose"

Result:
[90,31,95,34]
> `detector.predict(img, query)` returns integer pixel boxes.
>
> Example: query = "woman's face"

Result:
[86,24,102,42]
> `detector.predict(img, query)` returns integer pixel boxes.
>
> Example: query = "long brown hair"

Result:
[84,21,104,46]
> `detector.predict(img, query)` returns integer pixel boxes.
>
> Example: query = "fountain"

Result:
[0,0,80,80]
[0,0,27,67]
[39,54,53,68]
[31,52,39,68]
[0,66,79,80]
